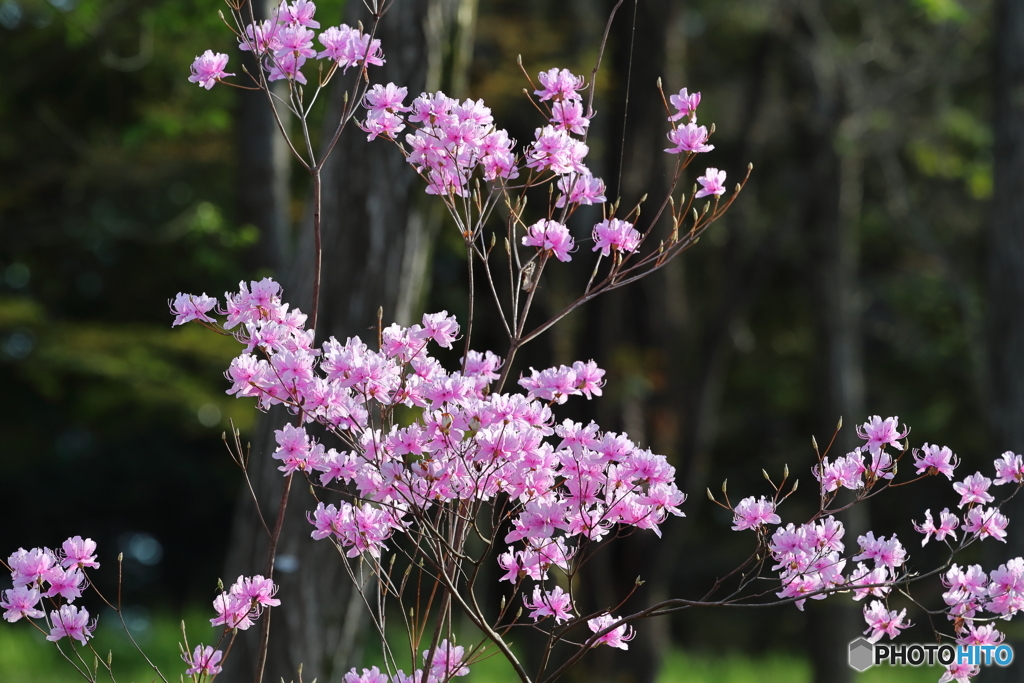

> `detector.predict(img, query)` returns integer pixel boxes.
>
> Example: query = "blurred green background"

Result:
[0,0,1015,681]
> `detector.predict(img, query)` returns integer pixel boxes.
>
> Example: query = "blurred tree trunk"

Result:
[235,0,292,274]
[786,2,866,682]
[219,2,473,682]
[984,0,1024,681]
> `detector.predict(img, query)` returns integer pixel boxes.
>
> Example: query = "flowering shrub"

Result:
[4,2,1024,683]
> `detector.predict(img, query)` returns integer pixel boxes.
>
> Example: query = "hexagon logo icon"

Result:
[849,638,874,672]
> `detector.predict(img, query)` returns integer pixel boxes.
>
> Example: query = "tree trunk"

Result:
[983,1,1024,681]
[219,3,471,682]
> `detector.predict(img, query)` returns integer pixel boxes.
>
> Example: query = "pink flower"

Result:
[211,591,256,630]
[522,219,575,262]
[534,68,585,102]
[188,50,234,90]
[695,167,727,198]
[46,605,95,645]
[853,532,906,571]
[43,567,85,601]
[913,443,959,479]
[170,292,217,326]
[268,52,307,84]
[343,666,390,683]
[939,662,980,683]
[953,472,994,508]
[959,623,1004,646]
[417,311,460,349]
[668,88,701,121]
[274,25,317,60]
[1,586,44,622]
[550,99,590,134]
[8,547,57,587]
[183,644,224,676]
[60,536,99,569]
[230,575,281,608]
[316,24,383,72]
[862,600,909,643]
[963,506,1008,542]
[363,83,409,117]
[813,452,865,493]
[425,640,470,679]
[994,451,1024,485]
[913,508,959,546]
[278,0,320,28]
[555,171,606,207]
[664,122,713,154]
[592,218,641,256]
[856,416,908,454]
[587,614,634,650]
[526,125,589,174]
[731,495,781,531]
[239,20,280,54]
[524,585,574,623]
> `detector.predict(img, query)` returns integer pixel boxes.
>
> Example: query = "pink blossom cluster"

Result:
[172,279,686,635]
[1,537,98,644]
[339,639,468,683]
[362,86,517,193]
[663,87,710,155]
[189,0,383,89]
[360,67,611,210]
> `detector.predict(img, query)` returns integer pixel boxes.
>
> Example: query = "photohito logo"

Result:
[848,637,1014,672]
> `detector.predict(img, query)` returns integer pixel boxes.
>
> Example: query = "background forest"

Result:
[1,0,1021,682]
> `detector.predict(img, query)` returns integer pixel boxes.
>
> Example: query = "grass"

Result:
[0,614,947,683]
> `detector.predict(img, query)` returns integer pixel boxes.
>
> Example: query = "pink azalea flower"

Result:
[695,167,727,198]
[534,68,586,102]
[963,506,1008,542]
[1,586,44,622]
[425,640,470,679]
[188,50,234,90]
[953,472,994,508]
[731,495,781,531]
[343,666,390,683]
[47,605,95,645]
[555,170,606,207]
[278,0,320,28]
[170,292,217,326]
[668,87,701,121]
[913,508,959,546]
[183,644,224,676]
[664,122,713,154]
[913,443,960,479]
[9,547,57,587]
[522,219,575,262]
[317,24,384,72]
[591,218,641,256]
[862,600,909,643]
[959,623,1004,646]
[587,614,634,649]
[939,662,980,683]
[550,99,590,134]
[856,415,908,455]
[274,25,317,60]
[994,451,1024,485]
[268,52,307,84]
[43,567,85,601]
[229,575,281,608]
[853,532,906,571]
[60,536,99,569]
[813,452,865,493]
[523,585,574,623]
